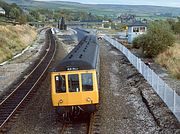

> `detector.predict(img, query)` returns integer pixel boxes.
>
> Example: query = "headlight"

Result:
[59,99,63,103]
[86,97,91,102]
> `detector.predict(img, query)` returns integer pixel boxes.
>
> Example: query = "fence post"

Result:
[151,70,153,87]
[164,84,167,103]
[162,81,165,100]
[139,59,142,74]
[174,90,176,113]
[157,76,159,94]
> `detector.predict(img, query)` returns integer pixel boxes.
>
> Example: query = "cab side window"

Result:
[68,74,80,92]
[133,27,139,32]
[55,75,66,93]
[82,73,93,91]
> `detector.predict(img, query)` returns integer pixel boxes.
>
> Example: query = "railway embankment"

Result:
[0,27,46,96]
[0,29,56,131]
[0,25,37,64]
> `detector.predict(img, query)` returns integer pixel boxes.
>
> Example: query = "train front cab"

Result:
[51,69,99,113]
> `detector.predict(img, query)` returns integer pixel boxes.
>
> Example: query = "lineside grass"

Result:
[0,24,37,63]
[156,35,180,79]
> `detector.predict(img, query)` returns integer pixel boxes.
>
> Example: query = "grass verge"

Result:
[0,24,37,63]
[156,35,180,79]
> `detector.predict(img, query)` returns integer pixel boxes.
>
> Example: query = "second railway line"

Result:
[0,29,56,131]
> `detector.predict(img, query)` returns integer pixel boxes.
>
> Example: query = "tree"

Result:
[18,14,27,24]
[173,20,180,34]
[29,10,40,21]
[0,1,11,17]
[9,7,21,20]
[133,21,175,58]
[103,23,110,28]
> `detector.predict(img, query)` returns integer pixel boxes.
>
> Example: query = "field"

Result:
[0,25,37,63]
[4,0,180,17]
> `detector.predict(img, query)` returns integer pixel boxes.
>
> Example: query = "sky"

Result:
[35,0,180,8]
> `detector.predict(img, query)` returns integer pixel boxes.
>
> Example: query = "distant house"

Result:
[0,7,5,15]
[128,21,147,44]
[118,14,136,24]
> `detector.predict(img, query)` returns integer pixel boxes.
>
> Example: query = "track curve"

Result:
[0,29,56,130]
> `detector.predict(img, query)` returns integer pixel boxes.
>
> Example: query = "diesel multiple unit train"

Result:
[51,34,99,118]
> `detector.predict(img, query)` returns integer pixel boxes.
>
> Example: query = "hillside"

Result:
[0,25,37,63]
[3,0,180,16]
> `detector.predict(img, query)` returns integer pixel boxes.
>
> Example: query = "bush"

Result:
[132,34,145,48]
[133,21,175,58]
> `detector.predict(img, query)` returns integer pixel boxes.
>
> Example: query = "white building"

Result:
[0,7,5,15]
[128,21,147,44]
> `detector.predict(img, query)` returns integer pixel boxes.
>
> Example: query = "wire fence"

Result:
[103,35,180,121]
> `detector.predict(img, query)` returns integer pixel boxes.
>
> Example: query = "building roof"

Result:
[0,7,5,11]
[128,21,147,27]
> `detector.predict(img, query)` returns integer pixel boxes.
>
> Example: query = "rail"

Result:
[0,29,56,130]
[103,35,180,121]
[59,113,100,134]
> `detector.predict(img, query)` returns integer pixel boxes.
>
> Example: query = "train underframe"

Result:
[55,104,97,121]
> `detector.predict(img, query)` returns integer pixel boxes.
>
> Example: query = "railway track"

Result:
[59,113,101,134]
[60,122,89,134]
[0,29,56,131]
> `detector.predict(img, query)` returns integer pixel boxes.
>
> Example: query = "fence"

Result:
[103,35,180,121]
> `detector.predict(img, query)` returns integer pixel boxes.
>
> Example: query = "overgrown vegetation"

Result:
[167,17,180,35]
[0,1,27,24]
[156,40,180,79]
[132,21,180,79]
[133,21,175,58]
[0,25,37,63]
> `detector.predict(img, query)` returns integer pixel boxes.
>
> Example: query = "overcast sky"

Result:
[35,0,180,7]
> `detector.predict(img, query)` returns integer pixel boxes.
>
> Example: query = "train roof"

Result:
[54,34,99,71]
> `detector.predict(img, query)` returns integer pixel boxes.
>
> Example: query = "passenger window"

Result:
[82,73,93,91]
[55,75,66,93]
[68,74,80,92]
